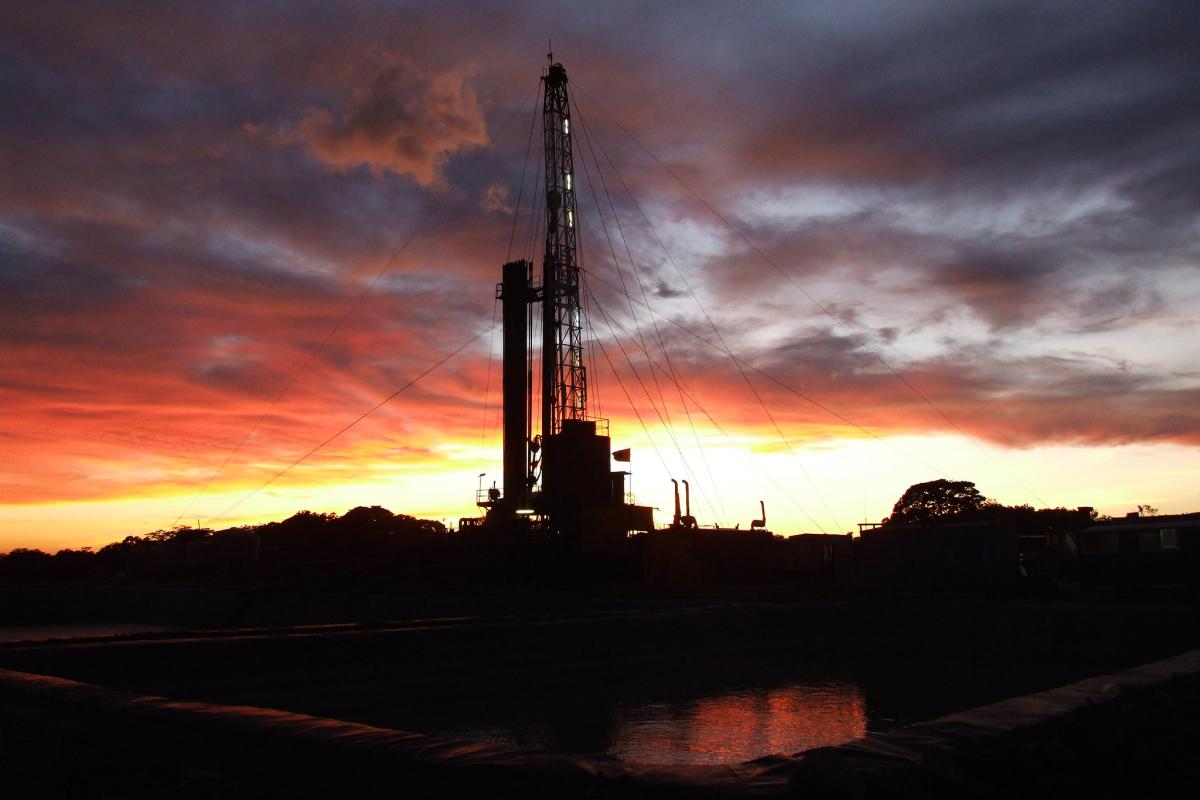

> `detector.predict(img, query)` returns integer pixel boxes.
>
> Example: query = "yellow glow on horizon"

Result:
[2,430,1196,553]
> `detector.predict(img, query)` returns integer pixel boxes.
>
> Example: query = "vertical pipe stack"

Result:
[501,260,530,506]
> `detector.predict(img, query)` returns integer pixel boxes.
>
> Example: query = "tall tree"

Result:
[886,479,987,525]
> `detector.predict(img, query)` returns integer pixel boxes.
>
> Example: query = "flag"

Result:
[612,448,631,462]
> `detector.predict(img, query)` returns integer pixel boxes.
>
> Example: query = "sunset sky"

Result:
[2,1,1197,552]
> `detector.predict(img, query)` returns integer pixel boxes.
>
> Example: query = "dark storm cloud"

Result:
[621,317,1200,448]
[652,279,686,299]
[592,0,1200,339]
[927,247,1054,331]
[759,325,889,379]
[1068,281,1165,334]
[693,176,1194,335]
[713,1,1200,179]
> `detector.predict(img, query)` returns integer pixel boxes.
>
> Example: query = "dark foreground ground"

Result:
[1,688,400,800]
[2,589,1198,798]
[3,650,1200,799]
[789,651,1200,799]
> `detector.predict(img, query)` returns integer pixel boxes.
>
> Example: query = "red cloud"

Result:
[294,57,489,187]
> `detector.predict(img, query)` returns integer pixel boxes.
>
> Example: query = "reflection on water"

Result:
[382,651,1092,764]
[2,622,1109,766]
[609,680,866,764]
[442,680,867,764]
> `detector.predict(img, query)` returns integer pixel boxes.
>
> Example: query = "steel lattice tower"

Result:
[540,59,587,439]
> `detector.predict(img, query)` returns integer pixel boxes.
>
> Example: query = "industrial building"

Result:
[1080,513,1199,589]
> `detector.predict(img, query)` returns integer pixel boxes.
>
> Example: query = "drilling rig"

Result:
[478,57,653,547]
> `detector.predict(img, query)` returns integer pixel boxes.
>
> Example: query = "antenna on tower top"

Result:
[547,40,553,64]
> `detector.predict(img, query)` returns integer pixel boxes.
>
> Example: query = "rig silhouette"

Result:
[474,57,653,546]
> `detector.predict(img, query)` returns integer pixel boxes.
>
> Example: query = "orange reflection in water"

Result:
[608,681,867,765]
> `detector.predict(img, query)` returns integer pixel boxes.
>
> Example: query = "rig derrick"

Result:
[477,57,653,549]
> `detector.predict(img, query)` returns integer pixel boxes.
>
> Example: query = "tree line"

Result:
[0,506,447,584]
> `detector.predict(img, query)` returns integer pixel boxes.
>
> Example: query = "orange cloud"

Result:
[294,57,489,187]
